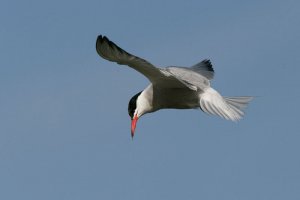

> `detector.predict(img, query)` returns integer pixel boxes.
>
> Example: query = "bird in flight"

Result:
[96,35,253,138]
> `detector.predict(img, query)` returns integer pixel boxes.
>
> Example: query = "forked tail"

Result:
[199,88,253,121]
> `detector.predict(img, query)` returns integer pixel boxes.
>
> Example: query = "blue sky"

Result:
[0,0,300,199]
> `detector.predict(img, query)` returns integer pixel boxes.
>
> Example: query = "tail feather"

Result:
[200,88,253,121]
[225,96,253,109]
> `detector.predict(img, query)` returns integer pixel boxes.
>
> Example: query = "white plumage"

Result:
[96,35,253,136]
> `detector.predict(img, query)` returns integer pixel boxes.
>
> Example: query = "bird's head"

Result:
[128,91,151,138]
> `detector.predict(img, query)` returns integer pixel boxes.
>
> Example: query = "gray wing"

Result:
[190,59,214,80]
[96,35,195,90]
[96,35,164,83]
[165,65,211,91]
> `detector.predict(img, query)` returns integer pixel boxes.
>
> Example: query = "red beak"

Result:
[131,114,138,138]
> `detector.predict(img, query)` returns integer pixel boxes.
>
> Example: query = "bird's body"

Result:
[96,35,253,137]
[141,84,199,111]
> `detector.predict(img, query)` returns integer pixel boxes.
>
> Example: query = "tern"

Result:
[96,35,253,138]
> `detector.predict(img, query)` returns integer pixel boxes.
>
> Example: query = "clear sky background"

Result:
[1,0,299,199]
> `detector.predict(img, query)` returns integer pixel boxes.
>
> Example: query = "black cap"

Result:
[128,91,142,119]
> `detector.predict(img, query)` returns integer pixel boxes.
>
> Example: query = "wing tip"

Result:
[191,59,214,73]
[96,34,109,40]
[96,35,125,52]
[96,35,103,52]
[96,35,107,46]
[96,34,111,43]
[202,59,214,72]
[96,35,113,55]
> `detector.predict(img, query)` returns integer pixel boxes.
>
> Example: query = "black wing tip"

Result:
[96,35,120,49]
[96,35,112,53]
[96,35,103,42]
[96,35,103,51]
[96,35,130,61]
[96,35,108,44]
[202,59,214,72]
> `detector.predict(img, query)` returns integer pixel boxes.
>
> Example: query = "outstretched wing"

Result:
[96,35,196,90]
[165,59,214,91]
[96,35,164,83]
[165,66,210,91]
